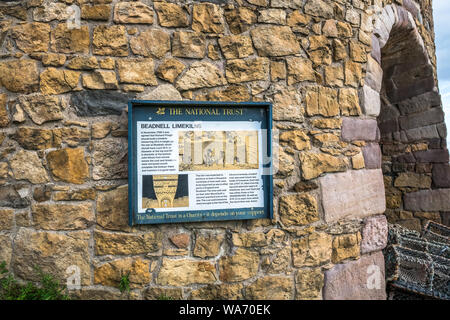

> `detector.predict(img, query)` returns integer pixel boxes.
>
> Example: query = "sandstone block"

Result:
[339,88,362,116]
[117,58,157,86]
[13,127,57,150]
[82,70,118,90]
[320,169,386,223]
[295,268,324,300]
[53,188,96,201]
[0,234,12,268]
[0,186,29,208]
[305,86,339,117]
[0,209,13,230]
[193,232,224,258]
[0,60,39,93]
[172,31,206,59]
[154,2,189,27]
[224,7,256,35]
[246,276,294,300]
[40,68,80,95]
[93,25,128,56]
[272,0,302,9]
[192,3,225,34]
[225,58,269,84]
[33,2,69,22]
[399,108,445,131]
[157,258,216,286]
[156,58,185,83]
[324,64,344,86]
[41,53,66,67]
[32,203,93,230]
[304,0,334,19]
[287,11,311,32]
[140,84,182,101]
[51,24,89,54]
[53,127,90,147]
[13,229,90,285]
[286,57,315,85]
[279,193,319,227]
[95,230,162,255]
[190,284,243,300]
[113,2,153,24]
[250,25,300,57]
[279,130,310,151]
[11,22,50,53]
[93,138,128,180]
[10,150,48,183]
[344,61,363,87]
[292,232,332,267]
[0,94,9,127]
[95,257,151,288]
[130,29,170,59]
[300,152,348,180]
[177,61,225,90]
[96,185,129,231]
[47,147,89,184]
[273,86,304,122]
[219,248,259,282]
[218,35,254,59]
[67,56,98,70]
[394,172,432,188]
[271,60,286,81]
[398,91,441,115]
[332,233,361,263]
[80,4,111,21]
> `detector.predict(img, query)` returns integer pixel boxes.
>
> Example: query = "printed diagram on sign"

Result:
[178,131,259,171]
[142,174,189,209]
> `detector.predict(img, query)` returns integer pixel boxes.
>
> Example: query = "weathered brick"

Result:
[432,164,450,188]
[404,189,450,212]
[320,169,386,222]
[413,149,449,163]
[323,251,386,300]
[341,118,378,142]
[362,143,382,169]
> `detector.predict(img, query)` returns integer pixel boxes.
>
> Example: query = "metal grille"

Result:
[385,222,450,300]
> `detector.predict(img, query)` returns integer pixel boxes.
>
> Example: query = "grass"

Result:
[118,271,131,294]
[0,261,69,300]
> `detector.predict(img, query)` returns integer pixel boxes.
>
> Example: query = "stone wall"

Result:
[0,0,448,300]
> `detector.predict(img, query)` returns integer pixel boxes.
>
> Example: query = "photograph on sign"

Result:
[128,101,273,225]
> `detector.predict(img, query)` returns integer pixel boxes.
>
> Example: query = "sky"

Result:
[434,0,450,146]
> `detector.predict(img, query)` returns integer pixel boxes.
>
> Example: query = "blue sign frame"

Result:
[128,100,273,226]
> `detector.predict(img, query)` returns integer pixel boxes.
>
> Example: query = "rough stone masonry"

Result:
[0,0,448,300]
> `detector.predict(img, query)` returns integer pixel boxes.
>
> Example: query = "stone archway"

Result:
[324,2,450,300]
[359,3,450,230]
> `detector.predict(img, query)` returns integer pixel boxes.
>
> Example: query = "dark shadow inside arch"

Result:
[376,20,450,230]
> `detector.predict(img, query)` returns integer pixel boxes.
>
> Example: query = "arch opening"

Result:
[375,7,450,230]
